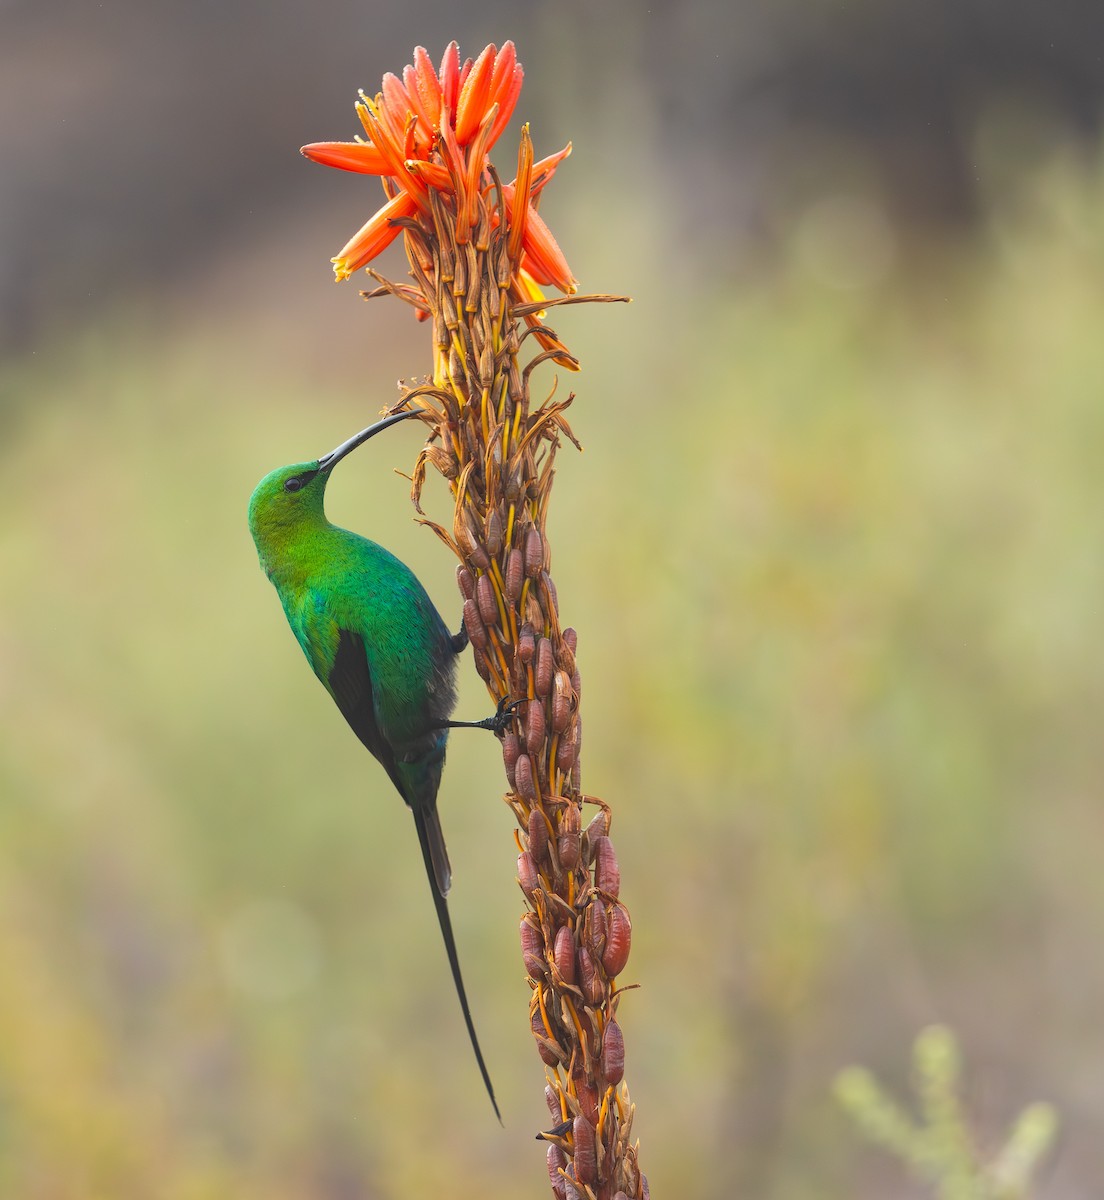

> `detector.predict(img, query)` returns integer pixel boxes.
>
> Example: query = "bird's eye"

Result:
[284,477,303,493]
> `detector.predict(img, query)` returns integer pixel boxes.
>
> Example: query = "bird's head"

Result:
[248,409,418,557]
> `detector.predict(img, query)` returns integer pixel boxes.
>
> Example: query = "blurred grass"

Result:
[2,154,1104,1198]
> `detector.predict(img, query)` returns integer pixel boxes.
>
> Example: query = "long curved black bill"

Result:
[317,409,419,473]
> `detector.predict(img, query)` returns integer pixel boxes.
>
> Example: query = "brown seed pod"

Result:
[602,903,632,977]
[462,598,487,651]
[546,1084,563,1121]
[514,752,536,800]
[584,808,610,844]
[472,646,491,682]
[642,1173,651,1200]
[584,901,607,961]
[505,547,524,601]
[527,806,549,862]
[517,621,536,664]
[555,724,578,773]
[536,637,554,697]
[517,851,540,898]
[542,570,559,616]
[502,731,520,788]
[484,508,504,557]
[592,836,621,899]
[456,564,475,601]
[601,1018,625,1085]
[563,627,578,655]
[526,698,546,756]
[572,1116,597,1186]
[558,804,581,871]
[551,671,573,733]
[476,573,499,627]
[573,1069,600,1124]
[571,667,582,705]
[547,1145,567,1200]
[520,915,545,978]
[553,924,576,985]
[532,1006,560,1066]
[525,527,543,577]
[576,945,604,1006]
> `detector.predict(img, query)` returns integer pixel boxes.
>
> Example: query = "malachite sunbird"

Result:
[248,410,510,1119]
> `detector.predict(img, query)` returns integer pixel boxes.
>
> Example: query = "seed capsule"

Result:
[525,527,543,577]
[602,903,632,977]
[546,1084,563,1122]
[576,945,604,1006]
[542,571,559,616]
[601,1018,625,1085]
[551,671,573,733]
[536,637,554,697]
[558,804,581,871]
[572,1116,596,1186]
[476,573,499,626]
[556,724,578,772]
[532,1007,560,1066]
[547,1145,567,1200]
[502,731,520,788]
[514,753,536,799]
[563,627,578,654]
[553,925,576,985]
[642,1173,651,1200]
[456,565,475,601]
[584,900,607,960]
[517,851,539,898]
[562,1164,581,1200]
[526,699,546,755]
[584,809,610,846]
[592,836,621,899]
[527,807,549,862]
[472,647,491,682]
[462,599,487,650]
[517,622,536,664]
[484,507,504,557]
[505,547,524,601]
[573,1074,599,1124]
[520,915,544,978]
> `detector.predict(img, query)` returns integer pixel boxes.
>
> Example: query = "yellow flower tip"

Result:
[331,257,353,282]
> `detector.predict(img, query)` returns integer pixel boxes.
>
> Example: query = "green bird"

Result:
[248,410,509,1119]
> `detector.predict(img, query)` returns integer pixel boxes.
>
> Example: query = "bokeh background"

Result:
[3,2,1104,1197]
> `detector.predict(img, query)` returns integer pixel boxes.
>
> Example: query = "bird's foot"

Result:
[441,696,523,736]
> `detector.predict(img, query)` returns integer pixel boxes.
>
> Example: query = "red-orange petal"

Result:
[439,41,461,112]
[521,205,576,294]
[332,190,418,280]
[455,44,496,145]
[300,140,389,174]
[402,64,435,144]
[411,46,443,129]
[487,42,523,146]
[405,159,451,190]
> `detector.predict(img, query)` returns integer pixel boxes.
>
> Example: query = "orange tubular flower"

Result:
[300,40,577,296]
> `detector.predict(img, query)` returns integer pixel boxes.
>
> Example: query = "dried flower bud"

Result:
[532,1007,560,1066]
[479,342,495,387]
[552,671,573,733]
[514,752,536,799]
[462,599,487,650]
[563,627,578,654]
[558,804,581,871]
[472,646,491,682]
[577,945,604,1006]
[601,1018,625,1085]
[484,508,506,559]
[502,731,520,788]
[520,915,544,978]
[476,573,499,627]
[505,547,524,601]
[602,902,632,977]
[546,1084,563,1122]
[572,1116,597,1186]
[572,1070,599,1124]
[592,836,621,899]
[526,698,546,755]
[527,807,549,862]
[525,527,543,577]
[542,571,559,616]
[547,1145,567,1200]
[536,637,554,696]
[571,668,582,705]
[517,851,540,898]
[584,901,607,961]
[456,565,475,600]
[562,1165,582,1200]
[517,622,536,664]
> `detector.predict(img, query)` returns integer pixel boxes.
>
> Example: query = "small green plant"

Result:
[835,1025,1058,1199]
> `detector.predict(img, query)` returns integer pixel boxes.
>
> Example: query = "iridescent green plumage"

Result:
[247,414,499,1118]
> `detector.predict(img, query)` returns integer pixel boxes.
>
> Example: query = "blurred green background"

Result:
[3,2,1104,1197]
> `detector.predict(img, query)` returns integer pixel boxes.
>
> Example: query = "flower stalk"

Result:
[303,42,641,1199]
